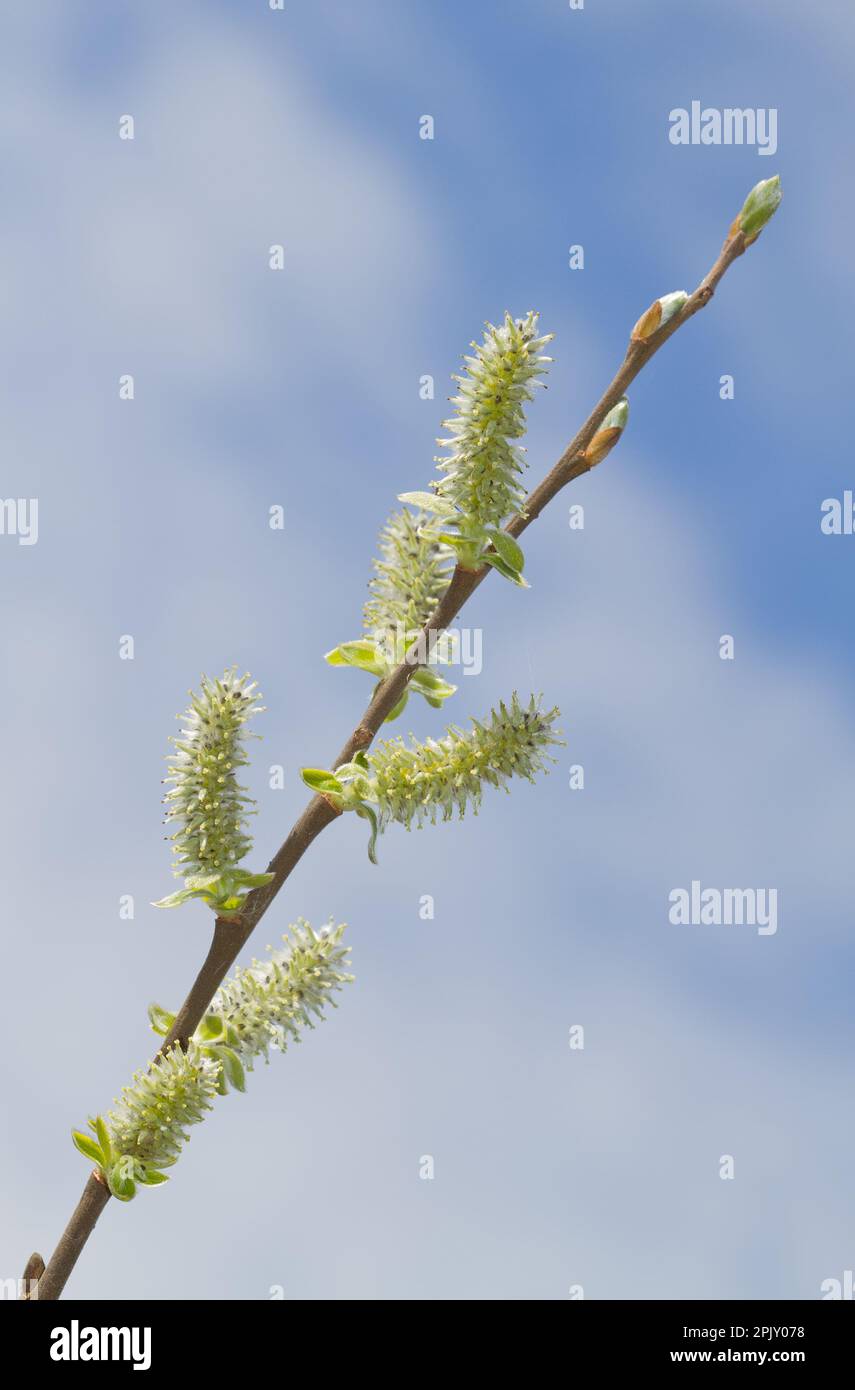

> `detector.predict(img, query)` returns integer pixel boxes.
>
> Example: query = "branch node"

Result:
[216,909,246,927]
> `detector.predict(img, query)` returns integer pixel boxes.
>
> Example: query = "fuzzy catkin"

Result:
[434,312,552,533]
[106,1044,220,1170]
[366,694,562,830]
[363,508,452,639]
[209,920,352,1067]
[163,670,263,878]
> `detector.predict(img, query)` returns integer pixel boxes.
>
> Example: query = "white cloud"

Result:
[0,8,443,397]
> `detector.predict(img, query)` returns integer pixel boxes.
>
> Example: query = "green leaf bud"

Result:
[735,175,782,242]
[631,291,688,342]
[585,397,629,468]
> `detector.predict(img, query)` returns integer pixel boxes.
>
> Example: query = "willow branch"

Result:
[33,222,756,1299]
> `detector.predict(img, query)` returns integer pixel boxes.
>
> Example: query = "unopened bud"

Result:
[732,175,782,244]
[631,291,688,342]
[585,398,629,468]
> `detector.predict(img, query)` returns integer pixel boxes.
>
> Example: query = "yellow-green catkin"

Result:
[367,693,562,830]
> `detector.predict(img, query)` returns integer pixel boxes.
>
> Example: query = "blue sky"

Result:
[1,1,853,1299]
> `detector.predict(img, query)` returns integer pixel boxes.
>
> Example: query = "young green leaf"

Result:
[94,1116,113,1169]
[151,887,200,909]
[148,1004,176,1037]
[217,1046,246,1094]
[228,870,275,890]
[410,668,457,703]
[487,529,525,574]
[397,491,456,516]
[483,552,529,587]
[300,769,344,797]
[384,688,409,722]
[324,641,386,676]
[354,804,380,864]
[195,1012,224,1043]
[108,1158,137,1202]
[71,1131,104,1166]
[135,1168,169,1187]
[183,873,223,892]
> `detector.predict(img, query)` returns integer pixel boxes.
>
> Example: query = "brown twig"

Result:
[33,223,752,1299]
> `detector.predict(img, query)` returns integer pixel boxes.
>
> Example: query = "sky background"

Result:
[1,0,853,1301]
